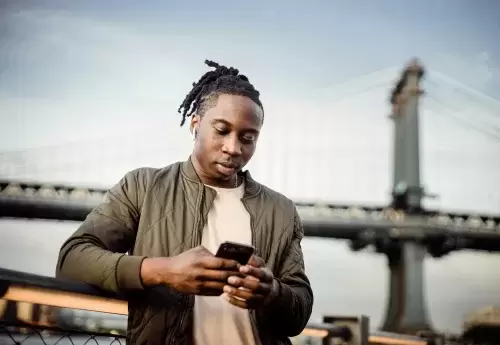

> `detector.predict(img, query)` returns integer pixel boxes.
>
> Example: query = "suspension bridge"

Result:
[1,59,500,343]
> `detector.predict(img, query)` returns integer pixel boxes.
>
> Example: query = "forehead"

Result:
[204,94,263,129]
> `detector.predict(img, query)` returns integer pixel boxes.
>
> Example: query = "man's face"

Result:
[191,93,263,182]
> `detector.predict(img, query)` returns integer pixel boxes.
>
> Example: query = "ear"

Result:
[190,115,201,136]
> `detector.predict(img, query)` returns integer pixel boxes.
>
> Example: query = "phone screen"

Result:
[215,241,255,265]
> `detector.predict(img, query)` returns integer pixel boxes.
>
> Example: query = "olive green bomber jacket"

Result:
[56,157,313,345]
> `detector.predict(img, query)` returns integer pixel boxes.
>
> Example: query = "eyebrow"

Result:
[211,119,260,133]
[211,119,232,127]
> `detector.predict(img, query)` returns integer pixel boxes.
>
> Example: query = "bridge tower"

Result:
[382,58,432,333]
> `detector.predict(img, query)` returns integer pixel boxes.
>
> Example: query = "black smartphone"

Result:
[215,241,255,265]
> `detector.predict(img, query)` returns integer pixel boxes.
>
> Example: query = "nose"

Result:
[222,135,242,156]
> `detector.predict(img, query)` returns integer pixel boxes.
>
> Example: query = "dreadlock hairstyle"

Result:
[177,60,263,127]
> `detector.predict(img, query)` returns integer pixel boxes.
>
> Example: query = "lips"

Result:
[216,162,240,176]
[218,162,238,169]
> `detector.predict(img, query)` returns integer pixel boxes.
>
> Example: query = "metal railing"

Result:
[0,268,434,345]
[0,322,126,345]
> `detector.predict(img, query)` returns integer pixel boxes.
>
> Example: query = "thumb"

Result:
[248,255,265,267]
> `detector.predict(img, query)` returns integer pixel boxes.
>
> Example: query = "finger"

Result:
[227,276,271,294]
[224,293,264,309]
[199,281,226,291]
[227,276,259,291]
[223,285,255,300]
[200,256,241,271]
[239,266,273,282]
[197,281,227,296]
[225,294,249,309]
[248,255,265,268]
[197,269,244,282]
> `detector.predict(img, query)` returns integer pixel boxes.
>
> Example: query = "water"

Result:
[1,219,500,334]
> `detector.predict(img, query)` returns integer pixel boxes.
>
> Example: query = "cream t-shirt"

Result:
[193,183,261,345]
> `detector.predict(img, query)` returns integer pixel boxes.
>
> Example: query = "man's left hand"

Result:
[223,255,278,309]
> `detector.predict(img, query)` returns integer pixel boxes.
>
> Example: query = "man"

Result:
[56,60,313,345]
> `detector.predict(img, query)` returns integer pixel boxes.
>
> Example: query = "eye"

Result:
[241,133,257,142]
[214,127,229,135]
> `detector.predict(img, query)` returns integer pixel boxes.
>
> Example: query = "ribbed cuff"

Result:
[267,279,291,311]
[116,255,147,291]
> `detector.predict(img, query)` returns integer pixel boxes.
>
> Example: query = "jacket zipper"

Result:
[241,198,257,249]
[170,184,205,345]
[242,198,260,340]
[174,301,188,345]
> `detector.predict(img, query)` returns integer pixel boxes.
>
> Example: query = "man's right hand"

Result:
[140,246,241,296]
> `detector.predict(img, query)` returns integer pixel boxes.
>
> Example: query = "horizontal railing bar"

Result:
[3,285,128,315]
[302,322,351,339]
[369,331,428,345]
[298,327,430,344]
[0,267,128,315]
[0,267,126,300]
[368,336,426,345]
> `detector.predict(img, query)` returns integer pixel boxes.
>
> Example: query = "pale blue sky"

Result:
[3,0,500,97]
[1,0,499,213]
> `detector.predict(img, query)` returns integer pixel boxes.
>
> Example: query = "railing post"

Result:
[322,315,369,345]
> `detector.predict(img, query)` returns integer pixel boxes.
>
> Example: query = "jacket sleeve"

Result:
[56,169,147,293]
[257,206,314,337]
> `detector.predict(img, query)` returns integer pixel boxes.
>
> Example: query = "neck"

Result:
[190,155,239,188]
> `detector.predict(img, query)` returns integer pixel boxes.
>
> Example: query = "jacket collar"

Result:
[181,156,261,198]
